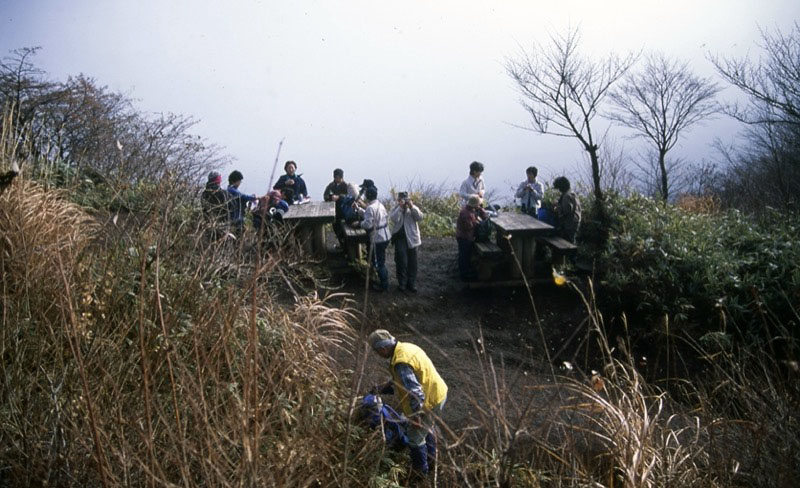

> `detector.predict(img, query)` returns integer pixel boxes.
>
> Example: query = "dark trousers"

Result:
[394,237,418,288]
[371,240,389,289]
[521,205,538,218]
[457,237,474,280]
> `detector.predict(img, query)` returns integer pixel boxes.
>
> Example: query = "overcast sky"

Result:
[2,1,799,202]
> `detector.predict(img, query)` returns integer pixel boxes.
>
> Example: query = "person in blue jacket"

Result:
[273,160,308,204]
[226,170,257,236]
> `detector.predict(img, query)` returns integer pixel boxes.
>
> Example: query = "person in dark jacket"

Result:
[323,168,350,202]
[273,160,308,204]
[455,195,487,281]
[553,176,581,244]
[227,170,257,236]
[201,171,228,223]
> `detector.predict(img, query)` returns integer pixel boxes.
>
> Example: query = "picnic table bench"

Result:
[536,235,577,266]
[490,212,555,278]
[283,201,335,259]
[339,222,369,261]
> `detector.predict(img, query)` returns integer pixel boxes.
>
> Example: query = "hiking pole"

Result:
[267,138,285,190]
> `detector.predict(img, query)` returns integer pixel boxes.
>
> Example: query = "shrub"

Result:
[597,193,800,341]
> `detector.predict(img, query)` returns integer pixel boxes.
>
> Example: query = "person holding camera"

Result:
[389,191,424,293]
[515,166,544,218]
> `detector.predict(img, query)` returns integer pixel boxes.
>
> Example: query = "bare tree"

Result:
[709,23,800,212]
[506,28,638,212]
[609,53,720,201]
[574,136,636,196]
[631,147,689,200]
[710,22,800,127]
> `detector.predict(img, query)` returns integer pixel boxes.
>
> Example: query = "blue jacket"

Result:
[226,185,257,224]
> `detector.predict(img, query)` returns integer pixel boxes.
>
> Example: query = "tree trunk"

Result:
[589,145,605,204]
[659,149,669,202]
[588,145,609,245]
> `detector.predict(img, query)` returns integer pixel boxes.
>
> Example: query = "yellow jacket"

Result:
[390,342,448,415]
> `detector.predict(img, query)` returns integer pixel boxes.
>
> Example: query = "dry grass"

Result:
[0,154,387,486]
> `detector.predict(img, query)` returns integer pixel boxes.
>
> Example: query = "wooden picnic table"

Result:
[490,212,554,277]
[283,201,335,259]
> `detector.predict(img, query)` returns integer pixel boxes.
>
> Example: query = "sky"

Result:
[2,0,799,203]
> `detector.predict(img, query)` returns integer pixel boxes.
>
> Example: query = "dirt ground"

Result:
[326,236,590,429]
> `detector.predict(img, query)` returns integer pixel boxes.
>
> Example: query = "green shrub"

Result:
[597,193,800,340]
[387,182,460,238]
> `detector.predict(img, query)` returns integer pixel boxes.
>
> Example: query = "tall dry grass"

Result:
[430,273,799,487]
[0,147,396,485]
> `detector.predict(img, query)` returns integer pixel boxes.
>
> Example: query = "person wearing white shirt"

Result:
[356,186,391,291]
[515,166,545,218]
[389,191,424,293]
[458,161,485,206]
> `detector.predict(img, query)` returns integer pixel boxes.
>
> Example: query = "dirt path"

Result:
[330,236,589,428]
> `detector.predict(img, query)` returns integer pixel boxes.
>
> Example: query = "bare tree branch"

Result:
[506,27,638,208]
[608,53,720,201]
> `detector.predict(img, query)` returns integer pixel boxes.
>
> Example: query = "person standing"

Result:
[368,329,447,483]
[356,186,391,292]
[458,161,485,207]
[553,176,581,243]
[201,171,228,223]
[515,166,544,218]
[455,195,487,281]
[273,160,308,204]
[226,170,257,236]
[389,191,424,293]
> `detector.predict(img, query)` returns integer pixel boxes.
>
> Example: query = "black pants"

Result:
[394,237,418,289]
[457,237,474,280]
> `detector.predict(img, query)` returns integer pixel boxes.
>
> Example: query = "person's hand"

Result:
[405,199,413,209]
[331,194,339,201]
[286,178,295,186]
[478,190,485,198]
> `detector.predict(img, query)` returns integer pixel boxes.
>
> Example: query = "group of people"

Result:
[454,161,582,280]
[201,159,582,285]
[200,161,311,237]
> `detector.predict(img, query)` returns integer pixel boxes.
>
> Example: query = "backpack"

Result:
[475,218,493,243]
[337,195,360,223]
[360,394,408,448]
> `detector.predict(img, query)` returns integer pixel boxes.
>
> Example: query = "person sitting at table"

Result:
[456,195,487,281]
[252,190,290,232]
[515,166,544,218]
[458,161,485,207]
[323,168,350,202]
[273,160,308,204]
[355,186,391,292]
[553,176,581,244]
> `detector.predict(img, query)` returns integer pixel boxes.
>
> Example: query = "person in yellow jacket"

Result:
[368,329,447,481]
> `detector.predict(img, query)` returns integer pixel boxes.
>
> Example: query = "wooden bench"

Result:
[536,235,577,266]
[340,222,369,262]
[474,241,503,281]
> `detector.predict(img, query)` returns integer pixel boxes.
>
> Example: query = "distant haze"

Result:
[2,1,798,203]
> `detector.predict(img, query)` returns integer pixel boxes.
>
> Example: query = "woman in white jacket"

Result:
[389,192,424,293]
[357,186,391,292]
